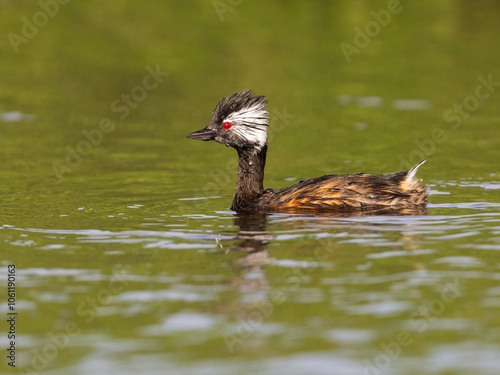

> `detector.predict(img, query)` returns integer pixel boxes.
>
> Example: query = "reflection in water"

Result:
[215,208,440,355]
[224,208,430,305]
[229,206,429,271]
[233,212,271,257]
[229,212,273,292]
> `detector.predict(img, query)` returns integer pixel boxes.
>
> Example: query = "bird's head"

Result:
[187,90,269,150]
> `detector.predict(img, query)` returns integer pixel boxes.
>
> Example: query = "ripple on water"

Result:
[115,289,214,303]
[430,256,485,267]
[367,249,436,259]
[339,299,412,317]
[142,312,220,335]
[325,328,374,344]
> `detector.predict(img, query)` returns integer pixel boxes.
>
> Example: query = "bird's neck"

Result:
[231,144,267,211]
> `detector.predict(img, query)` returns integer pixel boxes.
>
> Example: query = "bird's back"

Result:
[257,172,425,211]
[247,159,429,213]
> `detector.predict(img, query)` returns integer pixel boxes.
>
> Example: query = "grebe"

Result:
[187,90,429,213]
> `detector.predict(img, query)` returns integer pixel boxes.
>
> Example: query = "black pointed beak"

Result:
[186,126,216,141]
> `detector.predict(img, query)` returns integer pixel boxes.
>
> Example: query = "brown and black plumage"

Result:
[187,90,429,213]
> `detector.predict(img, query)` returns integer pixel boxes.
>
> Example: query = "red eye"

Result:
[222,122,231,130]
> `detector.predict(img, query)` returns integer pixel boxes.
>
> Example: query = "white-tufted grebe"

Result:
[187,90,429,213]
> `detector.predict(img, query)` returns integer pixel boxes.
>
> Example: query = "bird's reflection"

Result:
[232,211,270,254]
[224,206,428,290]
[228,212,273,292]
[212,209,430,353]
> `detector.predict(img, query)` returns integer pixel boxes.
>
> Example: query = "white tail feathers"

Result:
[399,156,430,192]
[405,156,431,183]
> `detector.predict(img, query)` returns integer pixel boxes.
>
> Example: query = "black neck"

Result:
[231,144,267,211]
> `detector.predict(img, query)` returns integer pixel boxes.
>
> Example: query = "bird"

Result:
[187,90,429,214]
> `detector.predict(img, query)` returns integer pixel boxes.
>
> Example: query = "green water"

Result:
[1,1,500,374]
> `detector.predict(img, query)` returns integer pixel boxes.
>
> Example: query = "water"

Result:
[1,1,500,374]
